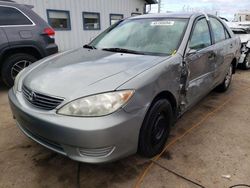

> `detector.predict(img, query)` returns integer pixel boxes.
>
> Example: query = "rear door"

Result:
[0,28,8,52]
[209,17,233,85]
[184,17,216,107]
[0,7,10,53]
[0,5,35,47]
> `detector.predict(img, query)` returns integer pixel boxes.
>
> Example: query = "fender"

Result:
[0,44,45,63]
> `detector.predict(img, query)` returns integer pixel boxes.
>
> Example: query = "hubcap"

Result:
[11,60,32,80]
[151,113,167,146]
[225,65,233,88]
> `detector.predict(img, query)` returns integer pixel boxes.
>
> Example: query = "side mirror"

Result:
[186,48,197,56]
[246,41,250,48]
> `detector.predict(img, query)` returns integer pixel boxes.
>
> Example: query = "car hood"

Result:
[23,48,167,100]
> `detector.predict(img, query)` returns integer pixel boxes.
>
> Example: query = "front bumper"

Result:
[8,89,145,163]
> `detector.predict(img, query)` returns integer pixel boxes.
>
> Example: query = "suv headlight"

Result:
[57,90,134,117]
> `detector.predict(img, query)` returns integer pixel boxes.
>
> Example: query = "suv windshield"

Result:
[90,18,188,56]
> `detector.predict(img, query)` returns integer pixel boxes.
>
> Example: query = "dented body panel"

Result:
[121,13,240,116]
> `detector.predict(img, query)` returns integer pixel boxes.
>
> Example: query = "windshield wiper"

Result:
[83,44,97,49]
[102,48,145,55]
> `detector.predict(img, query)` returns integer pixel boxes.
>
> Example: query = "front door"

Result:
[184,17,216,108]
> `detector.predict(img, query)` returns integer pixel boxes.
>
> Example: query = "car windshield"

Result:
[89,18,188,56]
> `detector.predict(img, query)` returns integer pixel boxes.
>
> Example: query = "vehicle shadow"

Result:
[29,146,149,188]
[0,80,8,92]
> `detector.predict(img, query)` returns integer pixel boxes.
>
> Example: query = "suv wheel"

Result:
[1,53,37,87]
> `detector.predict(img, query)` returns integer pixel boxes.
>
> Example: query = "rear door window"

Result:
[210,17,226,43]
[0,6,33,26]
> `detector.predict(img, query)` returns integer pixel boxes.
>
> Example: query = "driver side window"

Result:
[189,18,212,50]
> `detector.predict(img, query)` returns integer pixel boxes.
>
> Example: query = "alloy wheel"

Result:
[11,60,32,80]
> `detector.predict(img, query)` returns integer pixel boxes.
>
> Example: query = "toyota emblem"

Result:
[28,91,36,102]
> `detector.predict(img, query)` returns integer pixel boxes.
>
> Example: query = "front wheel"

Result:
[215,64,233,92]
[138,99,174,158]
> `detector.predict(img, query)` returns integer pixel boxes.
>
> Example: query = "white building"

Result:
[234,12,250,22]
[15,0,157,51]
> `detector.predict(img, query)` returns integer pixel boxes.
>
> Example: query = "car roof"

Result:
[128,12,210,20]
[0,0,34,9]
[0,0,18,5]
[0,1,24,8]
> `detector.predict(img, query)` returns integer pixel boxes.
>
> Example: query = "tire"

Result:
[138,99,174,158]
[242,52,250,70]
[1,53,37,87]
[216,63,233,92]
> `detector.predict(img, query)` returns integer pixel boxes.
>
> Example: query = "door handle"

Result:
[230,44,233,48]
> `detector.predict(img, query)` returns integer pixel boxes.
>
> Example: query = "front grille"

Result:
[22,85,64,110]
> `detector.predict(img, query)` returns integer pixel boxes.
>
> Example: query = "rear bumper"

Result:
[45,43,58,56]
[8,89,145,163]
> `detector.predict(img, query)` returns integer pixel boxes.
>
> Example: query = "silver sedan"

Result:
[9,13,240,163]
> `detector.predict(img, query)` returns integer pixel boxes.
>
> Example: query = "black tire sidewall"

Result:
[1,53,37,87]
[243,52,250,70]
[138,99,173,157]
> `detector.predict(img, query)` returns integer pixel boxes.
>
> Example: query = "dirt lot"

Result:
[1,70,250,188]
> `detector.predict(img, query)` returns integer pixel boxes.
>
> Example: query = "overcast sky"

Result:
[150,0,250,20]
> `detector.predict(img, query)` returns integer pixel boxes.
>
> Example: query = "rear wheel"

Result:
[1,53,37,87]
[216,64,233,92]
[138,99,173,158]
[242,52,250,70]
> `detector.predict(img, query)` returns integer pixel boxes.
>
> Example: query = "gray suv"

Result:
[0,0,58,87]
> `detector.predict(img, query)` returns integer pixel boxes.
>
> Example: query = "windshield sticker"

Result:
[150,21,175,26]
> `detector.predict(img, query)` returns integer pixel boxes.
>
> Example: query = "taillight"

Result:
[43,27,55,38]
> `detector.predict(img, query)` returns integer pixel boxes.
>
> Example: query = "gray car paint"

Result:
[0,28,8,49]
[23,48,167,101]
[9,13,241,163]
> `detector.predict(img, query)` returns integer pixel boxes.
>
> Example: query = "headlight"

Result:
[13,68,26,93]
[57,90,134,117]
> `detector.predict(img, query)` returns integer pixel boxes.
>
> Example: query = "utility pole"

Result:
[158,0,161,13]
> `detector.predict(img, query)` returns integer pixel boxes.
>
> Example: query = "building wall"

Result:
[15,0,146,51]
[235,12,250,22]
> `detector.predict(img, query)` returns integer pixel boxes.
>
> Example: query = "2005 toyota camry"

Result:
[9,13,240,163]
